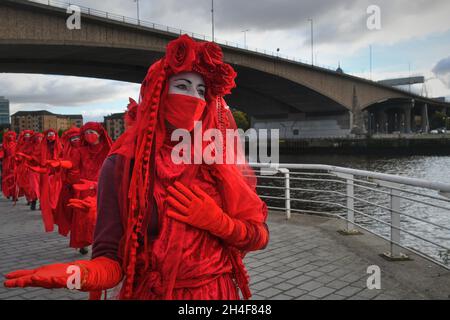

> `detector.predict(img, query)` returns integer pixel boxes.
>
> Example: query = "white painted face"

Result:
[168,72,206,101]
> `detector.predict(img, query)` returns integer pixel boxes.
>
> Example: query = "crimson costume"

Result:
[66,122,112,249]
[4,35,269,301]
[1,131,17,200]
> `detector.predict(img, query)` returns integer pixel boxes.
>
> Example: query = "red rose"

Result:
[211,63,237,96]
[196,41,223,72]
[165,34,196,74]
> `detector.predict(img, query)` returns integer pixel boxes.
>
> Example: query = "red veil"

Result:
[109,35,267,299]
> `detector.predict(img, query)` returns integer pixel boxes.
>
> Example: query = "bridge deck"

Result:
[0,198,449,300]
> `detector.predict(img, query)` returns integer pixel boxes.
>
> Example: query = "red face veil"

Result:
[109,34,266,300]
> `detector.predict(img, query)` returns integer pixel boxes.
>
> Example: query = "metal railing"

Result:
[26,0,354,76]
[250,163,450,269]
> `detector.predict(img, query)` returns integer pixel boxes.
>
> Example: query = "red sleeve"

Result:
[223,219,269,252]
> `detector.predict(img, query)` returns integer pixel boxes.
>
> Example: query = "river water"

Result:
[261,155,450,266]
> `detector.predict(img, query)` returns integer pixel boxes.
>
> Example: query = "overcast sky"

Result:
[1,0,450,122]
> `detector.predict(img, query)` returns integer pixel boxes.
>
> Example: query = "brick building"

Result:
[104,112,125,141]
[11,110,83,133]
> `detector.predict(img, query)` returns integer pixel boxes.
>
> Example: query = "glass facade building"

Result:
[0,96,10,126]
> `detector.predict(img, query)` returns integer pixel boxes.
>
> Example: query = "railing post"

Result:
[390,188,402,258]
[279,168,291,220]
[334,172,361,235]
[376,181,410,261]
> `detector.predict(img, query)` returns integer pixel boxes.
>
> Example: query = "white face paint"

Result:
[168,72,206,101]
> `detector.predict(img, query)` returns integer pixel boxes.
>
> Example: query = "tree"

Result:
[430,111,447,130]
[232,110,250,131]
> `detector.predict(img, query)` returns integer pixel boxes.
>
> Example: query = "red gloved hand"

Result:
[73,179,97,192]
[46,160,61,168]
[16,152,32,161]
[26,164,48,174]
[68,196,96,211]
[4,257,122,292]
[166,181,235,238]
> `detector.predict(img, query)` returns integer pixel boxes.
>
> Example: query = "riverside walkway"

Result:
[0,197,449,300]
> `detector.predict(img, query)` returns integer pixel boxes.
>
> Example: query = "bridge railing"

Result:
[249,163,450,270]
[27,0,354,75]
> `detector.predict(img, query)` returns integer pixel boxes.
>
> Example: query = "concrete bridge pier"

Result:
[401,100,414,134]
[421,103,430,133]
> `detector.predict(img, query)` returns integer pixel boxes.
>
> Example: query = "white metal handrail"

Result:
[250,163,450,269]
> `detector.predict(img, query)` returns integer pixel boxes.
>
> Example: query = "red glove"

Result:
[46,160,61,168]
[26,164,48,174]
[68,196,96,211]
[4,257,122,292]
[73,179,97,192]
[166,182,235,239]
[16,152,32,161]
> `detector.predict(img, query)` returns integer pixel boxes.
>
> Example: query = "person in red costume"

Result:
[65,122,112,255]
[53,127,81,237]
[28,132,44,210]
[27,129,63,232]
[4,35,269,300]
[14,130,39,208]
[1,131,17,200]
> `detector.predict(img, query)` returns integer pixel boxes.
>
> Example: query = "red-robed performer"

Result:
[15,130,39,208]
[4,35,269,300]
[27,129,63,232]
[53,127,81,237]
[1,131,17,200]
[65,122,112,255]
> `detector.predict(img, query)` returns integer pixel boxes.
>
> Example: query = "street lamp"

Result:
[211,0,215,41]
[134,0,140,23]
[308,18,314,66]
[241,29,250,48]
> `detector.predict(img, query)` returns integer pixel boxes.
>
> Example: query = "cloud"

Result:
[0,73,140,121]
[432,56,450,88]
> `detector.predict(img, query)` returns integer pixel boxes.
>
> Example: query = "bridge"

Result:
[1,0,449,137]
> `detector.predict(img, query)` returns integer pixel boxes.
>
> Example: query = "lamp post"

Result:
[308,18,314,66]
[241,29,250,48]
[134,0,140,24]
[211,0,215,41]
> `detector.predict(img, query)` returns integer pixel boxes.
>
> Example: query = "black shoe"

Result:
[30,201,37,211]
[79,247,89,255]
[27,201,31,205]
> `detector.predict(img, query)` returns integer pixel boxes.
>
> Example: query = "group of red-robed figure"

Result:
[0,121,114,253]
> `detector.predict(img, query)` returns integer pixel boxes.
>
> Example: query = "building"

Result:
[0,96,10,129]
[66,115,83,128]
[104,113,125,141]
[11,110,84,133]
